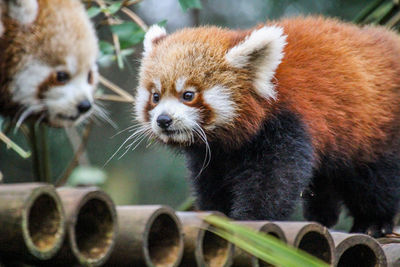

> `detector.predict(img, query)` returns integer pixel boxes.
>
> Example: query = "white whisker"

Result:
[92,104,117,129]
[192,122,212,179]
[103,124,151,167]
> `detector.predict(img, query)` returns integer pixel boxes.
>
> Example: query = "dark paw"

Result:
[350,222,393,238]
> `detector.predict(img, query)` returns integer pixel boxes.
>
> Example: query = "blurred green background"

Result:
[0,0,376,230]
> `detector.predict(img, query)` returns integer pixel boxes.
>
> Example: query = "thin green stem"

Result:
[39,124,51,184]
[353,0,387,23]
[28,122,42,182]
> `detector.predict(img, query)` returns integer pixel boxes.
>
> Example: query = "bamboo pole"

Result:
[177,211,235,267]
[0,183,65,261]
[44,187,117,266]
[331,232,387,267]
[381,243,400,266]
[232,221,287,267]
[273,222,334,265]
[107,205,184,267]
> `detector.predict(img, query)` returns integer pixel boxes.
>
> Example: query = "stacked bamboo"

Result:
[0,183,399,266]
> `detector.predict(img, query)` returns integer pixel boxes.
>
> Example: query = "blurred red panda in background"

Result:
[0,0,99,127]
[135,16,400,237]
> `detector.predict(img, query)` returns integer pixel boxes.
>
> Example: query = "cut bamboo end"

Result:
[381,243,400,266]
[331,232,387,267]
[232,221,287,267]
[107,205,184,267]
[274,222,334,265]
[53,187,117,266]
[0,183,65,261]
[177,211,234,267]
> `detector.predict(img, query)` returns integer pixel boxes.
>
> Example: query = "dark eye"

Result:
[88,70,93,84]
[182,91,195,102]
[56,71,70,84]
[153,92,160,103]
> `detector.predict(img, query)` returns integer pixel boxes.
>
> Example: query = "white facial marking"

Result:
[45,72,94,125]
[225,26,287,100]
[203,85,236,129]
[11,58,96,127]
[143,25,167,57]
[175,77,186,93]
[66,56,78,74]
[150,98,199,143]
[8,0,39,25]
[135,87,150,123]
[11,59,51,106]
[153,78,162,93]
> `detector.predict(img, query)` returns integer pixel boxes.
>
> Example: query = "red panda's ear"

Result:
[143,25,167,57]
[225,26,287,100]
[6,0,38,25]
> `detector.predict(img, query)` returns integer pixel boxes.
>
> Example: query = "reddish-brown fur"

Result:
[141,16,400,160]
[275,17,400,161]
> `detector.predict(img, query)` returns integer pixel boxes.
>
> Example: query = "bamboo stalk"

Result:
[0,183,65,261]
[45,187,118,266]
[28,123,42,182]
[95,94,133,103]
[272,222,334,265]
[232,221,287,267]
[176,211,234,267]
[121,7,148,31]
[107,205,184,267]
[55,122,93,187]
[331,232,387,267]
[98,75,135,102]
[381,243,400,266]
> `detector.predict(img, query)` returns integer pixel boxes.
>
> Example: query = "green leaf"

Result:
[157,19,168,27]
[121,48,135,57]
[87,6,102,18]
[67,166,107,186]
[99,41,115,55]
[179,0,202,12]
[106,2,123,14]
[205,215,329,267]
[111,22,145,48]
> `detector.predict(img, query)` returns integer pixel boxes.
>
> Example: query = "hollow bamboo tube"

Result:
[381,243,400,267]
[331,232,387,267]
[232,221,287,267]
[45,187,117,266]
[0,183,65,261]
[107,205,184,267]
[177,211,235,267]
[273,222,334,265]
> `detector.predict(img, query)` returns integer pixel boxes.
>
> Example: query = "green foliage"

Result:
[205,215,329,267]
[67,166,107,186]
[88,1,145,69]
[110,22,145,48]
[87,1,123,18]
[0,118,31,159]
[178,0,202,12]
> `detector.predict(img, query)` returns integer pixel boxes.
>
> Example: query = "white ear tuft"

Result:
[225,26,287,100]
[7,0,39,25]
[143,25,167,57]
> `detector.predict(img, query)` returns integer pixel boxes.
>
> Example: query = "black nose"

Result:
[77,100,92,114]
[157,114,173,129]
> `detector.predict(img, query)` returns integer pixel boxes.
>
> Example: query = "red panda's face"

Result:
[135,25,287,146]
[1,0,99,128]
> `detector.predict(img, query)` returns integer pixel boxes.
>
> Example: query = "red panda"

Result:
[0,0,99,127]
[135,16,400,237]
